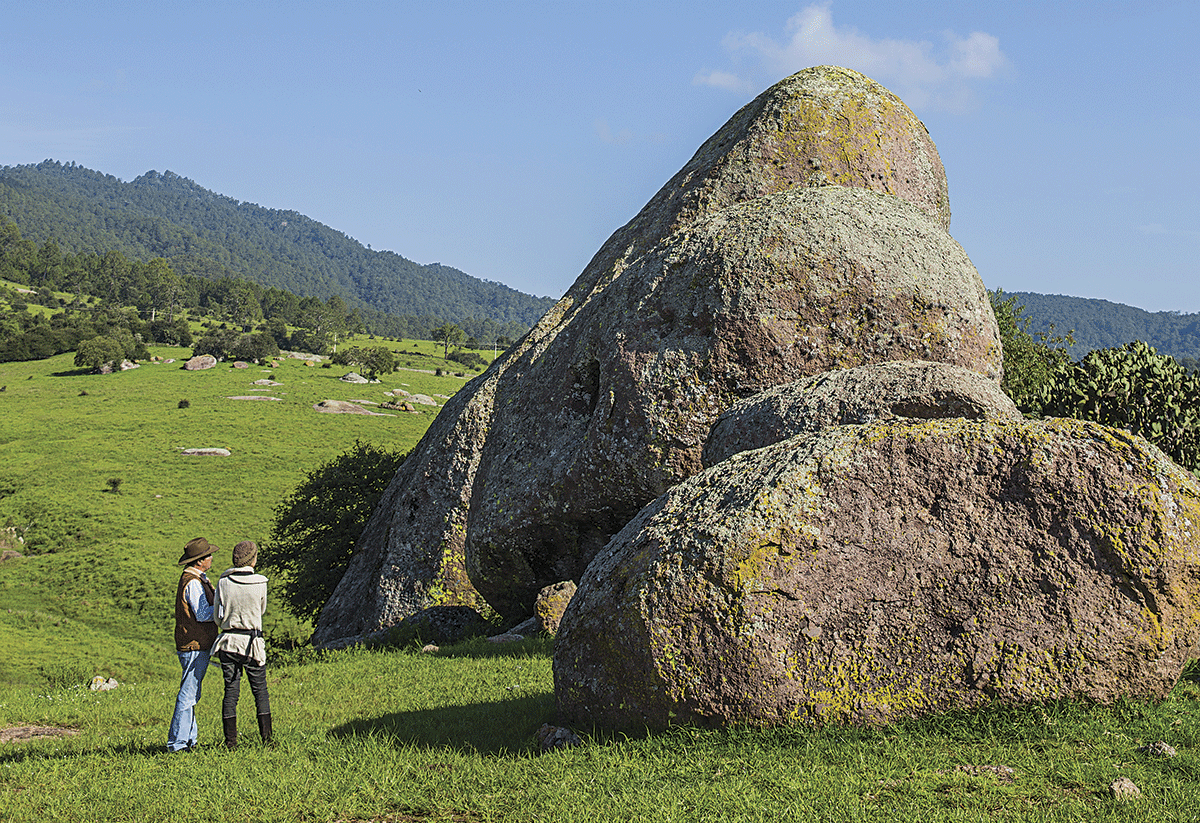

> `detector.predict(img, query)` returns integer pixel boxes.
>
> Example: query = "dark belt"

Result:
[222,628,263,638]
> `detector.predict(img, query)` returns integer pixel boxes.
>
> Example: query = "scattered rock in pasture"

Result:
[554,418,1200,729]
[535,723,582,752]
[703,360,1020,468]
[408,394,437,406]
[486,632,524,644]
[251,379,282,386]
[181,448,231,456]
[340,372,371,383]
[226,395,283,401]
[89,676,118,691]
[1,550,23,563]
[380,401,417,412]
[421,644,439,654]
[534,581,577,637]
[312,400,392,416]
[97,359,139,374]
[0,726,80,744]
[184,355,217,371]
[232,361,250,369]
[1137,740,1177,758]
[955,764,1015,782]
[1110,777,1141,799]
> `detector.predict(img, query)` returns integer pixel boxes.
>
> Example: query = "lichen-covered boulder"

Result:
[310,379,495,646]
[554,418,1200,729]
[315,65,971,643]
[535,581,578,637]
[704,360,1021,467]
[467,186,999,616]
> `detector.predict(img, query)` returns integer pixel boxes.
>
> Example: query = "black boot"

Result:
[222,715,238,750]
[257,713,273,747]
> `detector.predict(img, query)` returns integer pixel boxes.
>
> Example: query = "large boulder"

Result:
[703,360,1022,468]
[311,377,497,645]
[554,418,1200,728]
[314,65,985,643]
[467,186,999,616]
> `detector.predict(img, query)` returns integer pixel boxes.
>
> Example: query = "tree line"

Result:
[0,215,528,365]
[0,160,552,340]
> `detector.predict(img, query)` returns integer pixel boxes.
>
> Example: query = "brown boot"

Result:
[222,715,238,750]
[257,713,273,747]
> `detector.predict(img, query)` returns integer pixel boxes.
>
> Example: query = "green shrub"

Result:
[73,335,124,372]
[1033,340,1200,472]
[261,440,409,621]
[448,349,486,370]
[989,289,1072,410]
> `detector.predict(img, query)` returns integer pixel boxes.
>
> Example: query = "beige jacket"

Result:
[211,566,268,665]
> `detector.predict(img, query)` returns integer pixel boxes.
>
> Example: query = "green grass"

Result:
[0,340,487,687]
[0,642,1198,821]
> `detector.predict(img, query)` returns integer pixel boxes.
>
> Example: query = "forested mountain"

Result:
[0,161,554,335]
[1007,291,1200,365]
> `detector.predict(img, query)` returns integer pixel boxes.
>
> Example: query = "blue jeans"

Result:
[167,650,210,751]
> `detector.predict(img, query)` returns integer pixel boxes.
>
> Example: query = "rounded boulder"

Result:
[555,418,1200,728]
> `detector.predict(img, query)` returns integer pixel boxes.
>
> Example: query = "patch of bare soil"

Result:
[0,725,80,743]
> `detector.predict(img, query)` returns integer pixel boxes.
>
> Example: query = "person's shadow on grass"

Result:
[328,692,556,755]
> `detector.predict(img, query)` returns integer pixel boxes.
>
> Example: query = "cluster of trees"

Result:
[330,345,396,381]
[992,290,1200,473]
[0,215,431,367]
[0,161,552,339]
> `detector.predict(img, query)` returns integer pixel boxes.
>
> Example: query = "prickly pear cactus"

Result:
[1035,340,1200,473]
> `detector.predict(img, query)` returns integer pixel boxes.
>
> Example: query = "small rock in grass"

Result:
[421,644,439,654]
[486,633,523,644]
[1110,777,1141,799]
[89,676,118,691]
[1137,740,1177,758]
[535,723,582,752]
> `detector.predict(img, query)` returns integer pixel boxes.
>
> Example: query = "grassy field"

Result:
[0,338,484,687]
[0,641,1197,821]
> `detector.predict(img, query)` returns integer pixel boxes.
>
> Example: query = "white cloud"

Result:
[696,2,1008,112]
[594,119,634,146]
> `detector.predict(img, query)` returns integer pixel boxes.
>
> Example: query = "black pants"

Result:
[217,650,271,718]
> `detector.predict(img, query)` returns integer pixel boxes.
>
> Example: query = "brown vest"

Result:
[175,568,218,651]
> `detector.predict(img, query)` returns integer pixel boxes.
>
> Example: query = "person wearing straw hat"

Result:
[168,537,220,752]
[212,540,273,749]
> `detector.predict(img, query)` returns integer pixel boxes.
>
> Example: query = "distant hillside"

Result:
[0,160,555,330]
[1007,291,1200,365]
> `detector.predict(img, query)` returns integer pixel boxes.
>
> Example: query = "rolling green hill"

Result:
[1007,291,1200,365]
[0,160,555,332]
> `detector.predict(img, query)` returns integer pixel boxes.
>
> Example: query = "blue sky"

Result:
[2,1,1197,311]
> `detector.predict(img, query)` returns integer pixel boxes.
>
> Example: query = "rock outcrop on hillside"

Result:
[554,419,1200,728]
[313,65,998,645]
